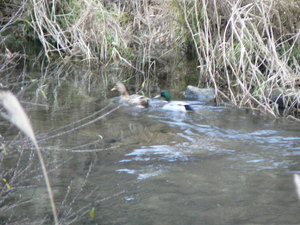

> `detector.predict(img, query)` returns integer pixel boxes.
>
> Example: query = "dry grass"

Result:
[28,0,179,62]
[26,0,300,116]
[182,0,300,116]
[0,0,299,116]
[26,0,187,92]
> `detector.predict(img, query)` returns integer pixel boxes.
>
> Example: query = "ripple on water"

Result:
[116,144,191,180]
[148,107,300,173]
[122,144,190,162]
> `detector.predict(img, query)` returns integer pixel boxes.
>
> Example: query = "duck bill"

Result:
[111,87,117,91]
[154,94,161,99]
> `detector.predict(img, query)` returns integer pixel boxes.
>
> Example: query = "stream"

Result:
[2,74,300,225]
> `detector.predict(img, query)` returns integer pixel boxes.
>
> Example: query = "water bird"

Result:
[111,82,149,108]
[155,90,193,112]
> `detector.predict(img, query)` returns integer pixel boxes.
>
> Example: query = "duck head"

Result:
[111,82,129,96]
[160,90,171,102]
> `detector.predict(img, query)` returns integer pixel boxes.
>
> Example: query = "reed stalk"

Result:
[0,91,59,225]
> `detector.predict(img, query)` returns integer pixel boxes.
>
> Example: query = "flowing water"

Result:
[2,76,300,224]
[17,90,300,225]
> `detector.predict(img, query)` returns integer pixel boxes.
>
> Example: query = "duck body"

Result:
[161,101,193,112]
[111,82,149,108]
[157,91,193,112]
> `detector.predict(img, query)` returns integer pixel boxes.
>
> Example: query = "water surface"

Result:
[5,89,300,224]
[2,80,300,225]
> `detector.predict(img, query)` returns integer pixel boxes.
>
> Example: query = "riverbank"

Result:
[0,0,299,117]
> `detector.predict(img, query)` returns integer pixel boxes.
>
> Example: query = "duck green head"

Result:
[160,91,171,102]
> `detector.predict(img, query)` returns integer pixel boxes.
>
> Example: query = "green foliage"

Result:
[89,207,95,220]
[119,12,131,27]
[1,144,7,155]
[95,11,104,22]
[2,178,10,190]
[171,0,184,23]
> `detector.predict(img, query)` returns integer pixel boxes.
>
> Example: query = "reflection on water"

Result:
[5,91,300,224]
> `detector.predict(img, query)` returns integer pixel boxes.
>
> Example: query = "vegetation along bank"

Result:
[0,0,299,117]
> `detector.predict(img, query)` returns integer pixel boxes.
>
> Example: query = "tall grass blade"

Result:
[294,174,300,202]
[0,90,59,225]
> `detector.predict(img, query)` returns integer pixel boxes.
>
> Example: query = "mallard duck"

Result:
[111,82,149,108]
[155,90,193,112]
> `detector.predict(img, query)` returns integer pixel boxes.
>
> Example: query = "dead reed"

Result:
[0,90,59,224]
[182,0,300,116]
[0,0,299,116]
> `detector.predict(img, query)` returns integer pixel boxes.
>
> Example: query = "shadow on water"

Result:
[2,67,300,224]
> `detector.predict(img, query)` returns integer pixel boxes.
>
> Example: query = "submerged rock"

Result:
[184,85,216,103]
